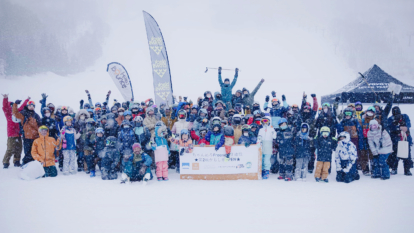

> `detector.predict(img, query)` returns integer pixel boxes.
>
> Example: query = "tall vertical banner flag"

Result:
[143,11,174,105]
[106,62,134,101]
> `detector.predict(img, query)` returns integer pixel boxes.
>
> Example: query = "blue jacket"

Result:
[337,118,364,150]
[238,132,257,145]
[275,127,295,157]
[117,128,137,154]
[315,136,337,162]
[218,73,238,105]
[100,146,120,170]
[154,126,169,149]
[294,131,312,159]
[205,130,225,149]
[263,101,288,129]
[134,125,151,151]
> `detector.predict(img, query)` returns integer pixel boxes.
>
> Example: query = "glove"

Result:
[245,142,250,148]
[41,93,48,99]
[235,68,239,74]
[265,95,270,102]
[343,166,351,173]
[215,145,220,151]
[282,95,286,101]
[336,167,342,172]
[311,94,316,98]
[15,100,22,105]
[103,102,108,106]
[218,67,222,74]
[271,91,276,98]
[202,118,208,123]
[80,99,84,105]
[335,96,340,102]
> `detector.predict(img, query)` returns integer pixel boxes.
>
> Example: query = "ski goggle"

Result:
[61,106,68,110]
[179,114,186,118]
[321,132,329,137]
[106,140,113,145]
[27,101,36,107]
[262,119,269,123]
[345,111,353,116]
[118,110,124,113]
[95,107,101,111]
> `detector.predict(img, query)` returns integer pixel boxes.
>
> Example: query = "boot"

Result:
[277,175,285,180]
[120,173,130,184]
[284,177,292,181]
[391,169,397,175]
[315,177,321,182]
[308,169,313,174]
[90,170,96,178]
[14,161,21,167]
[3,163,9,169]
[262,170,269,179]
[321,179,329,183]
[163,177,169,181]
[362,167,370,176]
[77,167,82,172]
[404,168,412,176]
[157,177,163,181]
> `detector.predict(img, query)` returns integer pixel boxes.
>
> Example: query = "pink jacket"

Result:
[2,97,29,137]
[153,146,169,162]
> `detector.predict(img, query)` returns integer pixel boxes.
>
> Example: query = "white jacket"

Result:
[335,132,357,172]
[258,117,276,155]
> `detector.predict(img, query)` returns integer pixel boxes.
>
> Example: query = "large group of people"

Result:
[2,67,412,184]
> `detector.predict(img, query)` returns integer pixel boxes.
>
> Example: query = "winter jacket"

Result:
[263,101,288,129]
[192,117,210,136]
[300,96,318,119]
[238,132,257,145]
[81,126,95,151]
[315,110,337,137]
[103,113,119,138]
[387,114,412,145]
[315,135,337,162]
[274,126,293,157]
[335,132,357,171]
[117,128,137,154]
[161,112,177,130]
[337,118,364,150]
[171,112,191,150]
[115,115,125,126]
[293,124,312,159]
[13,103,41,140]
[88,136,106,156]
[152,126,170,162]
[100,146,120,170]
[190,130,210,145]
[31,129,61,167]
[41,117,59,139]
[205,130,225,149]
[60,126,81,151]
[134,125,151,152]
[143,108,158,138]
[287,113,302,136]
[367,123,393,155]
[170,137,193,153]
[233,125,242,145]
[3,97,28,137]
[218,73,238,107]
[242,80,264,109]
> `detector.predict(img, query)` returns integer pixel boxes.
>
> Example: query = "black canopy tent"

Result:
[321,64,414,104]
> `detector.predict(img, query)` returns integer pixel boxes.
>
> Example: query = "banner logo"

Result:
[149,37,163,55]
[152,59,167,78]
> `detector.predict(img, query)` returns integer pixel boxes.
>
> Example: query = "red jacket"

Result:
[2,98,29,137]
[190,130,210,145]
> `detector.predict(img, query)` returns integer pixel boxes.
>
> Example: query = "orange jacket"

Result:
[32,130,61,167]
[13,103,41,139]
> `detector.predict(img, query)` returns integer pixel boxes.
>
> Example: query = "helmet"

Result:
[95,102,102,107]
[106,136,117,147]
[224,126,234,136]
[124,110,132,116]
[199,126,208,134]
[85,118,95,125]
[278,118,287,125]
[392,106,401,116]
[180,129,189,135]
[47,103,55,112]
[42,107,51,114]
[320,126,330,133]
[343,107,353,116]
[367,106,376,113]
[83,103,91,109]
[301,123,309,129]
[262,116,271,125]
[232,114,242,124]
[178,110,187,119]
[61,106,68,111]
[198,108,208,116]
[27,100,36,106]
[338,131,349,141]
[355,101,362,106]
[63,116,73,122]
[39,125,48,132]
[155,121,165,127]
[133,116,144,122]
[241,124,251,131]
[95,127,104,134]
[87,109,94,113]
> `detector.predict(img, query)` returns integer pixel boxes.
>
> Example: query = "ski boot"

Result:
[143,173,151,185]
[120,173,130,184]
[284,177,292,181]
[371,175,380,179]
[262,170,269,180]
[59,167,63,172]
[157,177,163,181]
[90,170,96,178]
[315,177,321,182]
[86,170,90,174]
[363,167,370,176]
[14,161,21,167]
[163,177,169,181]
[308,169,313,174]
[321,179,329,183]
[391,169,397,175]
[404,168,412,176]
[3,163,9,169]
[277,175,285,180]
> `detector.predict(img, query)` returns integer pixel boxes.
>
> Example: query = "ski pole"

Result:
[205,67,237,73]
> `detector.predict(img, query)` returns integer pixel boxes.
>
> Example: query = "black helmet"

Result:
[392,106,401,116]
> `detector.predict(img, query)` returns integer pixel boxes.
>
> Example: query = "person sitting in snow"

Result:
[120,143,152,184]
[335,132,359,183]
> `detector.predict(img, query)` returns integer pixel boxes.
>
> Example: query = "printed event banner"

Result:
[143,11,174,106]
[180,145,262,180]
[106,62,134,101]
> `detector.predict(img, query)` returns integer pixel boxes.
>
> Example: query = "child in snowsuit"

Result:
[100,136,120,180]
[274,118,294,181]
[152,125,170,181]
[205,124,225,151]
[86,127,106,177]
[238,124,257,146]
[367,120,393,180]
[335,132,359,183]
[117,120,137,171]
[224,126,235,158]
[190,126,210,146]
[31,126,62,177]
[315,126,337,182]
[171,109,191,172]
[81,118,96,174]
[170,129,194,171]
[294,123,312,181]
[60,116,81,175]
[121,143,153,183]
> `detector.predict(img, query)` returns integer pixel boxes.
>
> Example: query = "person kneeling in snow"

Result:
[100,136,120,180]
[335,132,360,183]
[121,143,153,184]
[31,126,61,177]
